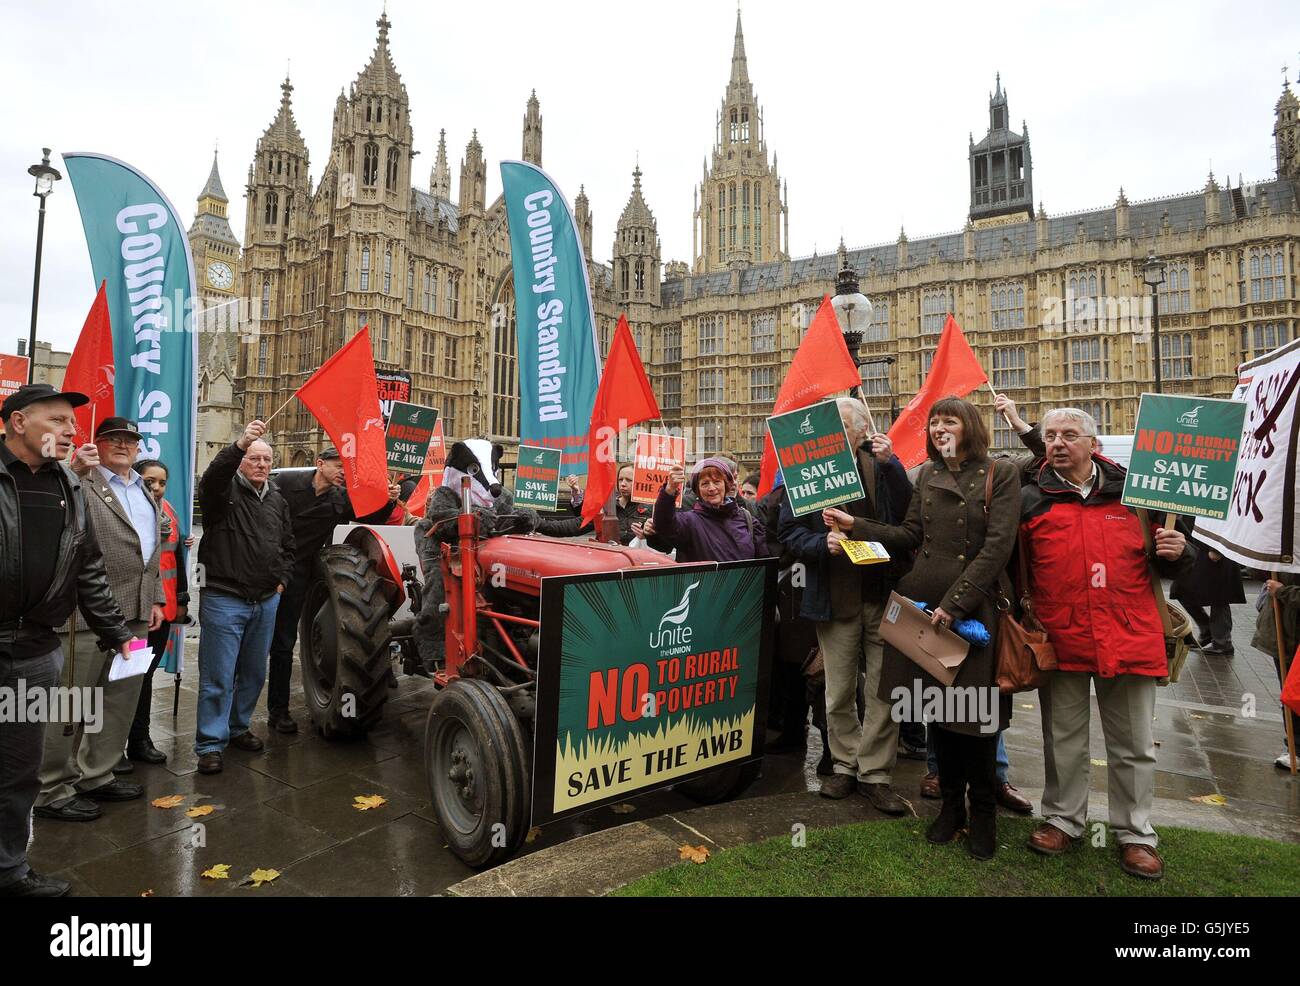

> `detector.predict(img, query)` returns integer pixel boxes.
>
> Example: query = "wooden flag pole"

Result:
[1272,573,1298,775]
[262,392,297,427]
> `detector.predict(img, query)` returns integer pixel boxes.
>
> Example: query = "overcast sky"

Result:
[2,0,1297,353]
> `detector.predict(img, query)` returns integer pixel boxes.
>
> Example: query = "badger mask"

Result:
[441,439,503,510]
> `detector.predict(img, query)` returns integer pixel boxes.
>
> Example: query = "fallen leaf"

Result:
[1189,793,1228,806]
[140,889,154,897]
[1019,703,1035,710]
[610,803,636,815]
[186,804,216,818]
[247,868,281,888]
[1090,758,1107,767]
[525,826,542,844]
[679,844,711,864]
[201,864,232,880]
[151,795,185,809]
[352,794,387,811]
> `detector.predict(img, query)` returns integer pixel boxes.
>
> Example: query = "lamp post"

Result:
[1142,250,1166,395]
[831,263,873,401]
[27,149,63,383]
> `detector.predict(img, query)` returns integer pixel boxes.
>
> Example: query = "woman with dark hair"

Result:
[123,458,189,765]
[825,396,1020,858]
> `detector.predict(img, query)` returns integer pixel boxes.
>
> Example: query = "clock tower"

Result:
[188,150,241,312]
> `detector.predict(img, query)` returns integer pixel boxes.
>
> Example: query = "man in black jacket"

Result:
[194,420,294,774]
[0,384,133,898]
[264,447,398,733]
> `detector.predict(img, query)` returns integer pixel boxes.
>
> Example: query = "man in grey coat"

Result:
[34,417,164,821]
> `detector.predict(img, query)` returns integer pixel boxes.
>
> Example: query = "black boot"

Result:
[927,726,968,845]
[963,732,1000,860]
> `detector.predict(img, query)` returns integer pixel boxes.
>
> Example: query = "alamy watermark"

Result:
[890,681,999,734]
[0,683,103,732]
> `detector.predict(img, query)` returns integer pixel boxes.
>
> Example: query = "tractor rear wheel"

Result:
[299,544,393,739]
[425,678,531,868]
[674,760,762,805]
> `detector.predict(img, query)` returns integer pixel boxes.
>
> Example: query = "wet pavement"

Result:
[30,582,1298,896]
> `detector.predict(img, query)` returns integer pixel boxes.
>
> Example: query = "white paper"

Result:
[108,646,153,683]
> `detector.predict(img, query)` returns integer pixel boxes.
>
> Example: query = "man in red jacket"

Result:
[1019,407,1192,881]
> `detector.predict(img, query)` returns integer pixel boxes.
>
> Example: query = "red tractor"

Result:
[297,472,759,867]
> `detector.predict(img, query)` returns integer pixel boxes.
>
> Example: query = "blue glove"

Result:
[912,601,991,646]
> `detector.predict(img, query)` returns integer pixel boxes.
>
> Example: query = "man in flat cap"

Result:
[0,385,134,897]
[264,447,397,733]
[35,415,164,820]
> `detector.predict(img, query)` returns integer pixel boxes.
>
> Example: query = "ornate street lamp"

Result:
[1142,250,1166,394]
[27,148,63,383]
[831,263,872,400]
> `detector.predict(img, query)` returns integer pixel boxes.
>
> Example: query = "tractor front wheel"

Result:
[299,544,393,739]
[425,678,531,868]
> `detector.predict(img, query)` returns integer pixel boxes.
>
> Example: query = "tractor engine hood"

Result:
[476,535,675,594]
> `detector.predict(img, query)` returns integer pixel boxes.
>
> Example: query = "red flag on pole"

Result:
[62,281,116,443]
[887,314,988,469]
[581,315,660,530]
[295,326,390,516]
[756,296,862,499]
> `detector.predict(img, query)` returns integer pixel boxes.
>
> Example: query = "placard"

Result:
[384,402,439,474]
[1122,394,1246,520]
[631,432,686,506]
[514,444,562,510]
[766,399,865,517]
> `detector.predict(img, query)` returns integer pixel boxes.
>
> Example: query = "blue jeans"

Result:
[928,725,1010,784]
[195,590,280,756]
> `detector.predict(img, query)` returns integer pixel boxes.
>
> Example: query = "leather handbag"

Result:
[984,465,1058,694]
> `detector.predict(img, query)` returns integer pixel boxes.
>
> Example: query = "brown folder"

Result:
[878,590,970,687]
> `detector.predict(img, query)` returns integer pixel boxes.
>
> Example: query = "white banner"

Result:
[1195,338,1300,573]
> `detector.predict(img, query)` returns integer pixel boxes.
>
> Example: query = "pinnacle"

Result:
[730,6,749,87]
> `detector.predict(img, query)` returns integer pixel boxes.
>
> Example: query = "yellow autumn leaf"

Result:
[610,803,636,815]
[352,794,387,811]
[525,826,542,844]
[151,795,185,809]
[141,889,154,897]
[1090,758,1107,767]
[248,868,281,888]
[1189,793,1228,806]
[186,804,216,818]
[201,864,232,880]
[679,844,711,864]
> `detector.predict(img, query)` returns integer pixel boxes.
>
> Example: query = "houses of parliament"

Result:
[184,9,1300,472]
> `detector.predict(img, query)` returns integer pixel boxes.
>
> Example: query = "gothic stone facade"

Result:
[231,11,1300,472]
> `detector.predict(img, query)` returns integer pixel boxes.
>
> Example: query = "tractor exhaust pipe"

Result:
[458,475,479,663]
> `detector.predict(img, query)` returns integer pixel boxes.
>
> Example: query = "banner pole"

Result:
[262,392,297,426]
[1273,574,1298,775]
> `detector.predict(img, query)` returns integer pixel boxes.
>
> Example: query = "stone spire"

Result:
[431,128,451,199]
[730,8,749,88]
[261,74,307,156]
[355,10,403,96]
[201,148,227,202]
[522,89,543,166]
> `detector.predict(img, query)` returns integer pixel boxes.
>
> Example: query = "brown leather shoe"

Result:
[857,782,909,816]
[1027,822,1077,856]
[920,772,941,799]
[229,732,264,752]
[819,773,856,799]
[996,782,1034,814]
[1120,843,1165,880]
[196,752,223,774]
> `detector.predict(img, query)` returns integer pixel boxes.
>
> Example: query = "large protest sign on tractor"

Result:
[1122,394,1245,521]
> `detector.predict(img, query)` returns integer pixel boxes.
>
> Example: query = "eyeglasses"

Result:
[1043,431,1093,445]
[99,435,137,448]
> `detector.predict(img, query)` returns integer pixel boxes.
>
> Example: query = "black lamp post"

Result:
[1142,250,1166,395]
[27,148,62,383]
[831,264,873,401]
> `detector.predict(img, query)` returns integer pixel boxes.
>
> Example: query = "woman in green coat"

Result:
[826,396,1021,859]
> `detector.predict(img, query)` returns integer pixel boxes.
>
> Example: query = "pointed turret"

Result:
[522,89,543,166]
[431,129,451,199]
[615,166,660,305]
[459,130,486,215]
[355,10,403,97]
[573,184,593,260]
[969,73,1032,223]
[1275,64,1299,180]
[730,8,749,87]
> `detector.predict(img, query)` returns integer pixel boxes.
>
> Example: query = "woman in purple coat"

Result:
[653,458,769,563]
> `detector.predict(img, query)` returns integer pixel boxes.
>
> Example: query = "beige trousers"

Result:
[815,596,899,784]
[1039,671,1159,847]
[36,621,148,806]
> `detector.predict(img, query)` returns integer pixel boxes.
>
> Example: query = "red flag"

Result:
[405,417,446,519]
[581,315,660,529]
[756,296,861,498]
[887,314,988,468]
[295,326,390,515]
[62,281,116,443]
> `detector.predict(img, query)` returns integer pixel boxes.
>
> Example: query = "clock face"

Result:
[207,261,234,290]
